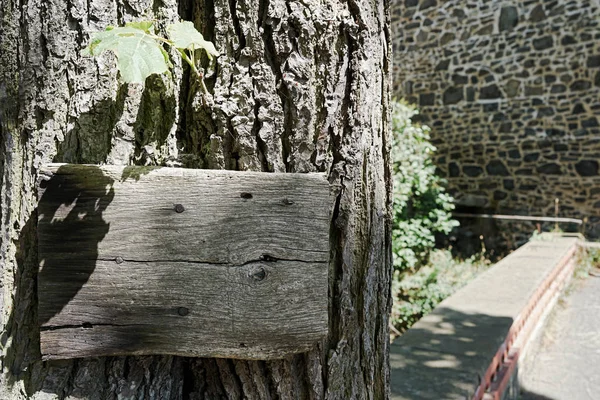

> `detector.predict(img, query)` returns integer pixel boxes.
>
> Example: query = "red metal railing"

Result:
[472,242,579,400]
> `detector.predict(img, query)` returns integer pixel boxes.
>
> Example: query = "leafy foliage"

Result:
[81,23,171,83]
[167,21,218,59]
[391,250,491,334]
[574,247,600,280]
[391,101,459,272]
[390,101,472,335]
[82,20,218,87]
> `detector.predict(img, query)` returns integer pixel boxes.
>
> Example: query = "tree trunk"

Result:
[0,0,392,398]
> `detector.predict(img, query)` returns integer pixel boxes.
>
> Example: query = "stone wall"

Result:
[391,0,600,242]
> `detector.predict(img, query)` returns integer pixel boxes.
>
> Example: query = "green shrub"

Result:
[389,101,488,335]
[391,101,458,272]
[391,250,491,333]
[575,247,600,279]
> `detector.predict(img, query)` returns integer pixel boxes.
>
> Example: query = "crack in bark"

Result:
[283,0,298,52]
[217,0,246,171]
[245,57,271,172]
[346,0,368,30]
[374,14,393,399]
[291,354,309,399]
[357,151,372,393]
[251,87,271,172]
[180,359,196,400]
[327,25,355,359]
[217,358,244,399]
[63,358,79,399]
[259,0,292,172]
[229,0,245,59]
[116,0,141,24]
[176,2,220,170]
[175,0,194,164]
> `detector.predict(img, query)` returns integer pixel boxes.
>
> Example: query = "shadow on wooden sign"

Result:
[37,164,330,360]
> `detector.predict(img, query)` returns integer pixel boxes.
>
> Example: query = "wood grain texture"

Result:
[37,164,330,360]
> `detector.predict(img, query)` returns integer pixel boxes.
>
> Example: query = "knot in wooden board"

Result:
[37,164,331,360]
[249,266,268,282]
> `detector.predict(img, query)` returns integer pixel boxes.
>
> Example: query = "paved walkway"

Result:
[390,237,579,399]
[520,273,600,399]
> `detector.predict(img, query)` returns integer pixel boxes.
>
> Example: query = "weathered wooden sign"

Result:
[37,164,330,360]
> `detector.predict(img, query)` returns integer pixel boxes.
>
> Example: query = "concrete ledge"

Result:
[390,236,580,400]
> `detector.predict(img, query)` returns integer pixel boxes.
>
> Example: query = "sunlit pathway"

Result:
[520,273,600,399]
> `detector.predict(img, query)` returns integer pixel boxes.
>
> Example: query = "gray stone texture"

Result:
[392,1,600,240]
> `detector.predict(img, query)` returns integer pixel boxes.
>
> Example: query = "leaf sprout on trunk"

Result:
[81,20,218,99]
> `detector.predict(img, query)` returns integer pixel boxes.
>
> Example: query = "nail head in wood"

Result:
[177,307,189,316]
[174,204,185,213]
[115,256,124,264]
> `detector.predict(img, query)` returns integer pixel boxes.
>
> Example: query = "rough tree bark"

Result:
[0,0,392,398]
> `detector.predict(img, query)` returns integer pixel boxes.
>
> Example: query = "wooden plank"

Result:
[40,259,327,359]
[37,164,330,360]
[38,164,330,263]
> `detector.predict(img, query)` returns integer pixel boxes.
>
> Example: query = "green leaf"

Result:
[167,21,218,59]
[125,20,155,34]
[81,24,169,83]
